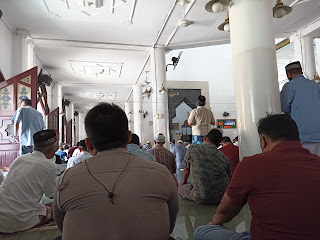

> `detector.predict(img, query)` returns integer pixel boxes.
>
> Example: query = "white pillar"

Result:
[70,103,75,146]
[75,114,80,144]
[125,101,134,132]
[12,30,28,76]
[150,46,170,149]
[294,37,316,80]
[229,0,281,159]
[78,111,86,141]
[133,85,143,140]
[27,41,35,70]
[57,84,63,144]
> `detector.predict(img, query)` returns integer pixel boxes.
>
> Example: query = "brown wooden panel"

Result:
[66,120,72,146]
[48,107,59,138]
[0,67,38,167]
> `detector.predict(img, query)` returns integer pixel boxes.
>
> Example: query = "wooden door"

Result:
[66,120,72,146]
[48,107,59,138]
[0,67,38,167]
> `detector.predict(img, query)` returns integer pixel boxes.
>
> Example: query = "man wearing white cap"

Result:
[171,140,187,170]
[281,61,320,156]
[147,133,178,186]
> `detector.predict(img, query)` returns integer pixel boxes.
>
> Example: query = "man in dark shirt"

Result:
[220,136,240,173]
[179,129,231,205]
[194,114,320,240]
[147,133,178,186]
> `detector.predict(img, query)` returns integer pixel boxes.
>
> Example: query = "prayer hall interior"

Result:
[0,0,320,239]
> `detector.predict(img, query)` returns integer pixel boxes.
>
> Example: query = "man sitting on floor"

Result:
[55,145,67,162]
[179,129,231,205]
[220,136,240,173]
[53,103,178,240]
[66,139,92,169]
[194,114,320,240]
[147,133,178,186]
[0,130,58,233]
[127,133,155,161]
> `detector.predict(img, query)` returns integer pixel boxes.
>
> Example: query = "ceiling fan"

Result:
[166,51,183,71]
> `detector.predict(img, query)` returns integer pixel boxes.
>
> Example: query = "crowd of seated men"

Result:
[0,103,320,240]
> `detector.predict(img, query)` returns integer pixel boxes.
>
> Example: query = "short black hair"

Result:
[257,114,300,142]
[21,99,32,106]
[206,129,222,147]
[130,134,140,145]
[85,103,129,151]
[196,95,206,106]
[221,137,232,143]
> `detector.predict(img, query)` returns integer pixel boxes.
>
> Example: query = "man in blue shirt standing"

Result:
[12,99,46,155]
[280,61,320,156]
[171,140,187,170]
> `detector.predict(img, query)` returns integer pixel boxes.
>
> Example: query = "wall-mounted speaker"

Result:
[64,99,71,107]
[39,74,53,86]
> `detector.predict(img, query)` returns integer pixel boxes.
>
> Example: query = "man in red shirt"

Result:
[220,137,240,173]
[194,114,320,240]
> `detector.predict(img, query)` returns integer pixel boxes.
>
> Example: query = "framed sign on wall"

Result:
[217,119,237,129]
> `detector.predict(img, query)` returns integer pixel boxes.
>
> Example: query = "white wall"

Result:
[0,20,13,79]
[166,45,238,140]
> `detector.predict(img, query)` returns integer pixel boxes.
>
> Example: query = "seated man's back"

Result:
[194,114,320,240]
[53,103,178,240]
[227,141,320,239]
[0,130,58,233]
[183,143,231,204]
[55,149,178,240]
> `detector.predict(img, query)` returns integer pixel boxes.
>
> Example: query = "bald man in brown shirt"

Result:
[53,103,179,240]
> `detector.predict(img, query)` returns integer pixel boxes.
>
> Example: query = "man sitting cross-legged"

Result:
[194,114,320,240]
[127,133,155,161]
[147,133,178,186]
[0,130,58,233]
[66,139,92,169]
[179,129,231,205]
[53,103,179,240]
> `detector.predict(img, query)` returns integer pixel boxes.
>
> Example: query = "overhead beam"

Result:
[32,38,149,52]
[167,38,231,50]
[290,17,320,42]
[60,82,133,87]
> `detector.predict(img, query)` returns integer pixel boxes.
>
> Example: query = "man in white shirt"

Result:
[67,139,92,169]
[0,130,58,233]
[187,95,215,144]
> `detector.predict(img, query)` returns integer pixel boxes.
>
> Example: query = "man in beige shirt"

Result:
[53,103,179,240]
[188,95,215,144]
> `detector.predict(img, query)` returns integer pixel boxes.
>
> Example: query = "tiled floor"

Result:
[2,171,251,240]
[170,198,251,240]
[1,198,251,240]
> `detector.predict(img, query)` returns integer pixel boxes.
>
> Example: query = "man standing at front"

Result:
[11,99,45,155]
[54,103,178,240]
[188,95,215,144]
[281,61,320,155]
[194,114,320,240]
[179,129,231,205]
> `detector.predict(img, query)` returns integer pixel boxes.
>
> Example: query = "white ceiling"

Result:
[1,0,320,111]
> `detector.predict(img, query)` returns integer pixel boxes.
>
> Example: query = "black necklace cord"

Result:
[85,153,132,204]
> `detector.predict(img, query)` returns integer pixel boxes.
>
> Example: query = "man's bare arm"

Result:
[14,122,19,137]
[180,168,190,185]
[209,192,244,226]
